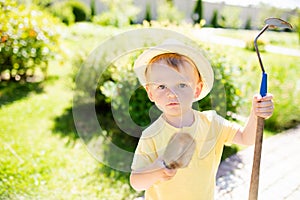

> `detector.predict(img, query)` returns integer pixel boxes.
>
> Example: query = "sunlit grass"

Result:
[0,54,140,199]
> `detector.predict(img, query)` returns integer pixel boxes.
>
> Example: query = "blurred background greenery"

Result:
[1,0,299,199]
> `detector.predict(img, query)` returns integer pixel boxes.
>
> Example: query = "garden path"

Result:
[216,125,300,199]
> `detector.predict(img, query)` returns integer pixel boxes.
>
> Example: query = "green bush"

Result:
[48,0,91,25]
[245,17,252,30]
[245,38,266,52]
[219,6,242,29]
[92,0,140,27]
[157,0,184,24]
[0,0,60,81]
[198,52,242,118]
[74,45,242,161]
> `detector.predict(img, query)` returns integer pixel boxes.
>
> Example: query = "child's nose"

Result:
[167,88,177,98]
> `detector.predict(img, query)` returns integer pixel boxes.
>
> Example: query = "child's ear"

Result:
[194,82,203,99]
[145,85,154,102]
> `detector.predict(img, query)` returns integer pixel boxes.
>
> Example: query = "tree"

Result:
[90,0,96,17]
[144,3,152,22]
[211,10,219,28]
[193,0,203,24]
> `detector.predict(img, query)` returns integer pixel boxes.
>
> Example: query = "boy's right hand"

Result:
[154,157,177,181]
[160,168,177,181]
[130,157,177,191]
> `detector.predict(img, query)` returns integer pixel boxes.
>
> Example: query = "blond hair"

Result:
[145,53,202,83]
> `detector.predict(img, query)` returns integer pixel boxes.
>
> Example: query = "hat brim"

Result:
[134,41,214,101]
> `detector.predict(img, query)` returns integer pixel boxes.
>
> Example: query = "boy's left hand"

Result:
[252,93,274,119]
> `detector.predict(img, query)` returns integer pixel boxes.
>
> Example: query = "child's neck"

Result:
[163,110,194,128]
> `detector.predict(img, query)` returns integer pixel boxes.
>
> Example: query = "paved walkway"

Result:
[215,125,300,200]
[192,29,300,57]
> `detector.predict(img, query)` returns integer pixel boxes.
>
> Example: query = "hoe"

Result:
[249,17,292,200]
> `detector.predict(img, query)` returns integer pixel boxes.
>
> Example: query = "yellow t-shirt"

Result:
[131,110,241,200]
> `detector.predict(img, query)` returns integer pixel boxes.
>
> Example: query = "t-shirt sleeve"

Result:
[214,112,241,145]
[131,136,158,171]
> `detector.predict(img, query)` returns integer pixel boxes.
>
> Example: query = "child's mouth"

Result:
[167,102,180,106]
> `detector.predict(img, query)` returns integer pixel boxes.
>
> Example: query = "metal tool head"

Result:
[254,18,293,72]
[265,18,293,29]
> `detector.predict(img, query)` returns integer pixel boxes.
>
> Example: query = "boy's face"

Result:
[145,61,203,118]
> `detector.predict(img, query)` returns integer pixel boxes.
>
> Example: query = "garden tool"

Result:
[249,18,292,200]
[162,132,196,169]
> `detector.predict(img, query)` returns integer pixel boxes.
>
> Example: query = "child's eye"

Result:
[157,85,166,90]
[178,83,188,88]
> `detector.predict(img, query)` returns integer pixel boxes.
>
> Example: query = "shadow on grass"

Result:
[0,76,59,106]
[52,106,79,145]
[52,102,141,179]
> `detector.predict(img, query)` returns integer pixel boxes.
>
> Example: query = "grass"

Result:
[213,28,299,49]
[1,23,299,199]
[0,51,141,199]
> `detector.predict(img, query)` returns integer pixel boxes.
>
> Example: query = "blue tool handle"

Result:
[260,72,267,97]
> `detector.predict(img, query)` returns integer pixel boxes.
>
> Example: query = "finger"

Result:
[263,93,274,100]
[253,93,273,102]
[256,106,274,114]
[255,106,274,118]
[256,101,273,108]
[256,111,273,119]
[253,94,262,102]
[164,168,177,176]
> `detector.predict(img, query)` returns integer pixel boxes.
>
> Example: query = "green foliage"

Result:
[157,0,184,24]
[92,0,140,27]
[193,0,203,24]
[144,3,152,22]
[245,38,266,52]
[195,51,242,118]
[90,0,96,17]
[48,0,91,25]
[30,0,52,8]
[0,0,60,81]
[219,6,242,29]
[210,10,219,28]
[263,58,300,131]
[245,17,252,30]
[289,9,300,44]
[215,43,300,132]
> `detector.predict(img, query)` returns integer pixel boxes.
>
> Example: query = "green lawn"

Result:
[212,28,299,49]
[0,53,141,199]
[1,23,299,199]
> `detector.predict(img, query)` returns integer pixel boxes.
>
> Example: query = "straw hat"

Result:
[134,39,214,101]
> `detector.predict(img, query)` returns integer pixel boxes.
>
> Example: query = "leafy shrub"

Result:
[218,6,242,29]
[245,17,252,30]
[157,0,184,24]
[198,52,241,118]
[0,0,60,81]
[245,38,266,52]
[92,0,140,27]
[74,43,242,159]
[48,0,91,25]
